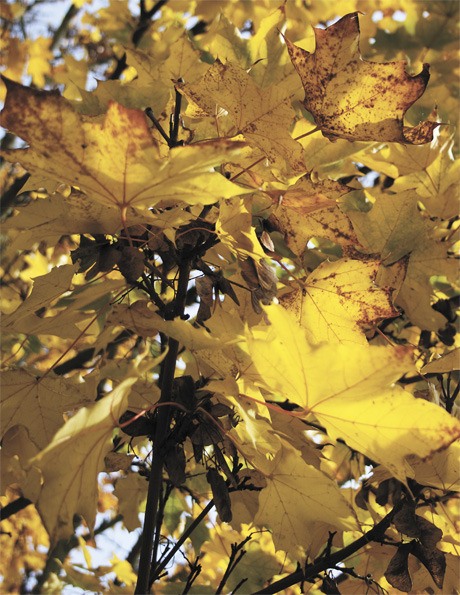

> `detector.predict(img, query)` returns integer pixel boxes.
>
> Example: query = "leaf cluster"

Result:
[0,1,459,594]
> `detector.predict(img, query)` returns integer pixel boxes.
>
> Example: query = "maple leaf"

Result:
[396,241,458,330]
[30,377,137,544]
[1,370,89,450]
[246,305,460,481]
[422,349,460,374]
[179,60,304,172]
[0,77,247,212]
[108,301,224,351]
[280,258,398,345]
[2,190,178,247]
[1,264,78,336]
[268,175,360,256]
[349,188,431,265]
[254,444,357,556]
[114,473,147,531]
[285,13,438,144]
[391,133,459,219]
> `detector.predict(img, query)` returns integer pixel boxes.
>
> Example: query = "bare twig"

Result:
[215,535,252,594]
[150,499,215,585]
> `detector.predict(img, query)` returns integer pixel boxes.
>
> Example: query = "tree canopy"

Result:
[0,0,459,593]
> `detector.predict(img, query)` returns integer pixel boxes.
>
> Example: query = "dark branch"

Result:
[0,497,32,521]
[252,499,405,594]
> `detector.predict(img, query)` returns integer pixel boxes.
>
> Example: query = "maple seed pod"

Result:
[164,444,187,487]
[118,246,145,283]
[206,468,232,523]
[97,244,121,272]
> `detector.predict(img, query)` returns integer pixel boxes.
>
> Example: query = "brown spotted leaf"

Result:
[0,77,247,211]
[285,13,438,144]
[268,175,359,256]
[280,258,398,345]
[179,61,304,172]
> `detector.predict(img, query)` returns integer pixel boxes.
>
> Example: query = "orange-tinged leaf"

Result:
[254,444,358,556]
[30,376,137,544]
[268,175,359,256]
[280,258,398,345]
[285,13,438,144]
[0,78,248,210]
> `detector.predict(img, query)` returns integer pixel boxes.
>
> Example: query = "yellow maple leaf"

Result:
[396,240,458,331]
[108,301,224,351]
[411,441,460,492]
[0,264,85,339]
[246,305,460,481]
[392,133,459,219]
[0,78,248,212]
[26,37,52,87]
[180,60,304,172]
[285,12,438,144]
[0,370,87,450]
[2,264,76,324]
[254,443,357,556]
[30,376,137,544]
[114,473,147,531]
[349,187,432,265]
[216,198,267,260]
[280,258,398,345]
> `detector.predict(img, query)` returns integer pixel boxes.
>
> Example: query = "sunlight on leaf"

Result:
[286,13,438,143]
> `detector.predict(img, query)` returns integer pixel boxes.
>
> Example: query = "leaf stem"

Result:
[293,126,319,142]
[145,107,171,145]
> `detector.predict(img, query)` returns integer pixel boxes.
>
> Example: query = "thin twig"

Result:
[170,85,183,146]
[150,499,215,584]
[145,107,171,144]
[50,3,79,51]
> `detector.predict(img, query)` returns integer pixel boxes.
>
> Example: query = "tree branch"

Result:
[0,497,32,521]
[134,256,192,594]
[252,499,405,594]
[132,0,168,46]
